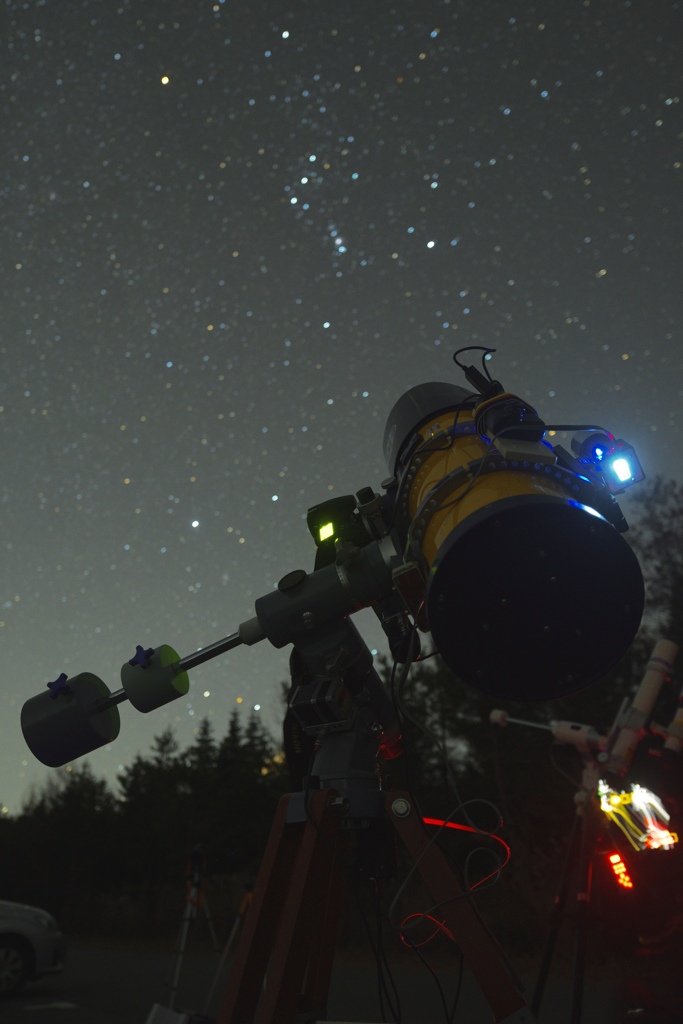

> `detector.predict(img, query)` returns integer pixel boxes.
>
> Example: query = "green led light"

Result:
[319,522,335,543]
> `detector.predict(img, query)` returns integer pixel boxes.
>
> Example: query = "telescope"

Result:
[22,348,646,768]
[491,638,678,1022]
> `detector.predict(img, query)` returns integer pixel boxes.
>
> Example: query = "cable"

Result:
[398,912,456,949]
[404,415,620,557]
[300,748,403,1023]
[448,950,465,1024]
[548,745,582,789]
[392,627,503,835]
[385,632,512,966]
[399,916,465,1024]
[386,425,459,535]
[380,629,514,1024]
[386,386,481,539]
[415,648,441,663]
[375,883,388,1023]
[389,808,510,937]
[406,434,497,530]
[452,345,497,382]
[375,879,402,1024]
[423,819,512,882]
[404,937,454,1024]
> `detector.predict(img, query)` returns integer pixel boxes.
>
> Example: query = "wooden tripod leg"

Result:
[387,790,533,1024]
[215,793,298,1024]
[215,789,346,1024]
[254,790,346,1024]
[301,827,350,1015]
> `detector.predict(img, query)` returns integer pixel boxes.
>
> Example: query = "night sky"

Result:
[2,0,681,813]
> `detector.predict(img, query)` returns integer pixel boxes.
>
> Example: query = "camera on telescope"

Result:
[571,431,645,495]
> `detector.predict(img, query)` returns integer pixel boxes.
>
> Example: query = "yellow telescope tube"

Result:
[383,382,644,700]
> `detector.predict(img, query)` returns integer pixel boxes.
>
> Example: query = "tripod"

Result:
[214,621,534,1024]
[495,639,681,1023]
[167,846,220,1011]
[530,762,601,1024]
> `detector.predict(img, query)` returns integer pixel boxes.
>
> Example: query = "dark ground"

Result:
[1,932,680,1024]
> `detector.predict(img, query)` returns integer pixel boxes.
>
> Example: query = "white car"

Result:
[0,900,66,996]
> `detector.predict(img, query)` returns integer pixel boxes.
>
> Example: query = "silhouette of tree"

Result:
[10,476,681,946]
[185,719,220,844]
[7,764,121,925]
[211,711,288,872]
[379,475,683,950]
[626,476,683,653]
[4,711,288,932]
[117,728,191,915]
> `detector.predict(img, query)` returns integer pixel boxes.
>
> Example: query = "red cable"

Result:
[422,817,512,885]
[399,818,512,947]
[400,912,455,947]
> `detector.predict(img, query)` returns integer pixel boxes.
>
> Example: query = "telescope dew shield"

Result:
[384,383,645,700]
[21,672,121,768]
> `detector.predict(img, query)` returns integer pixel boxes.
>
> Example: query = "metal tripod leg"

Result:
[531,803,595,1024]
[168,866,220,1011]
[531,812,582,1018]
[168,890,196,1011]
[571,809,594,1024]
[201,887,253,1018]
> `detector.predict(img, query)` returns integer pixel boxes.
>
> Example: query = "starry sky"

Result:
[2,0,681,813]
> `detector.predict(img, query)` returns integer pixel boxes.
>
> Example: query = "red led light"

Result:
[608,851,634,889]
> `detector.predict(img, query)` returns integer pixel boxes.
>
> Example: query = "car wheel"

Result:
[0,939,31,996]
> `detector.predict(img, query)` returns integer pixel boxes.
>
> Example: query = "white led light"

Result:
[612,457,632,482]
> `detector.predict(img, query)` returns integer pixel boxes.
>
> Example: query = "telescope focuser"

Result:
[461,359,546,446]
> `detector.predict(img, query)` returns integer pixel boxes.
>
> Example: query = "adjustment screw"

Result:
[329,796,350,816]
[392,798,411,818]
